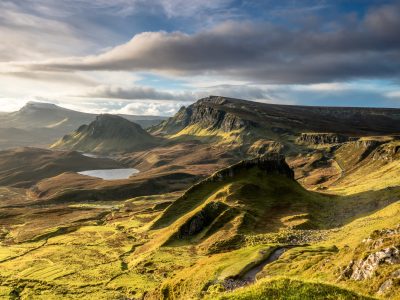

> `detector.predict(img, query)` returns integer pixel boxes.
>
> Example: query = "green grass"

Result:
[160,244,276,299]
[210,278,374,300]
[2,146,400,300]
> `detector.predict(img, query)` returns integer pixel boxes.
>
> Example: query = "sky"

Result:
[0,0,400,116]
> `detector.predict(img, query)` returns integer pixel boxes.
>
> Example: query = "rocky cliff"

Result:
[208,154,294,183]
[152,96,255,135]
[153,96,400,139]
[296,133,349,145]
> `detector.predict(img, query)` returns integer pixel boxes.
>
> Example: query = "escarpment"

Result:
[297,133,350,145]
[151,96,255,135]
[208,154,294,182]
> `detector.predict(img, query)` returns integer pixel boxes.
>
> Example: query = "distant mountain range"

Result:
[0,101,166,149]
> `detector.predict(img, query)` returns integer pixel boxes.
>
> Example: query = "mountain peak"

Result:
[52,114,160,153]
[21,101,63,111]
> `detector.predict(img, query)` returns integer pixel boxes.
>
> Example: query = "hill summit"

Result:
[52,114,160,154]
[149,154,331,254]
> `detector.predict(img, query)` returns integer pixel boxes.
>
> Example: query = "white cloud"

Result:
[386,91,400,99]
[113,100,188,116]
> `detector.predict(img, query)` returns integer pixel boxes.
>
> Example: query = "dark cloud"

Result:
[4,1,400,84]
[82,85,194,100]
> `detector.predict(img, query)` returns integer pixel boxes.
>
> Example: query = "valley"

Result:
[1,96,400,299]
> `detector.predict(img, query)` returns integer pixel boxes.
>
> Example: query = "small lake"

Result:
[78,168,139,180]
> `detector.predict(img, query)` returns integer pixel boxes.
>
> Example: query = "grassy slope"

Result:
[255,202,400,299]
[211,278,374,300]
[1,181,399,299]
[2,143,400,299]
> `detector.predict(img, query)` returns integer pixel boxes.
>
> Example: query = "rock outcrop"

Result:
[296,133,349,145]
[372,142,400,161]
[175,202,229,239]
[350,247,400,280]
[340,224,400,294]
[208,154,294,182]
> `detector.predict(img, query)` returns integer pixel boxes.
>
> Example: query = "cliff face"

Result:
[297,133,350,145]
[208,154,294,182]
[152,96,255,135]
[372,142,400,161]
[154,96,400,139]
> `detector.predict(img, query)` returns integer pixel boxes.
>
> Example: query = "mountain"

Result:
[52,114,162,154]
[156,96,400,135]
[0,101,166,149]
[152,96,400,151]
[1,101,166,130]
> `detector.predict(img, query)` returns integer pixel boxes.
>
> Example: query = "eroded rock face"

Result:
[296,133,349,145]
[373,143,400,161]
[349,247,400,281]
[152,96,255,135]
[176,202,228,239]
[209,154,294,182]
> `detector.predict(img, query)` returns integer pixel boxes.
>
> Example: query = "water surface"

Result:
[78,168,139,180]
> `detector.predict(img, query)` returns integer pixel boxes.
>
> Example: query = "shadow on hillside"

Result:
[317,186,400,229]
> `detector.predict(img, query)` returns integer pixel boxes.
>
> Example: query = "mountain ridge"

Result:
[154,96,400,138]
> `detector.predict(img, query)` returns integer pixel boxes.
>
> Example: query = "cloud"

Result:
[7,2,400,84]
[386,91,400,99]
[79,83,286,102]
[196,85,275,101]
[81,85,195,101]
[0,1,121,62]
[114,100,188,116]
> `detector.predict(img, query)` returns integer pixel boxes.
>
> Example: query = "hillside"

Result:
[0,147,122,188]
[1,154,398,299]
[0,102,166,149]
[151,96,400,156]
[52,114,162,154]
